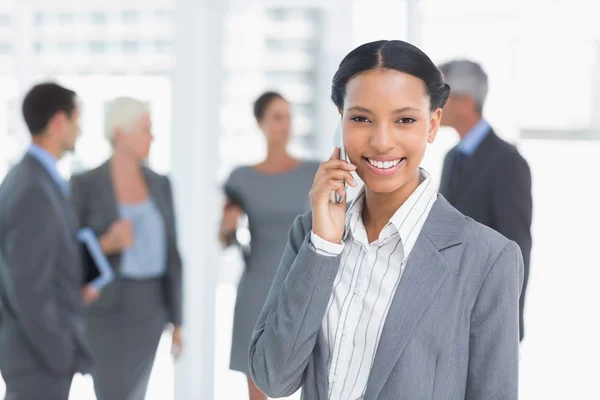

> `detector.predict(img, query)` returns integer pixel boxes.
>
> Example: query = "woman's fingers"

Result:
[314,159,357,183]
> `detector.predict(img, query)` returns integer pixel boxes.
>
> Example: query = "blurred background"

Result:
[0,0,599,398]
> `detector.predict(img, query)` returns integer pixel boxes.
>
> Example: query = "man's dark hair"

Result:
[22,83,76,136]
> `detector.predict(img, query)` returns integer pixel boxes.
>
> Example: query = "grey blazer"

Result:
[0,154,93,378]
[249,195,523,400]
[70,160,183,325]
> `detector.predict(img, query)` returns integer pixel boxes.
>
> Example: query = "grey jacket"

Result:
[70,160,183,325]
[249,195,523,400]
[0,154,93,378]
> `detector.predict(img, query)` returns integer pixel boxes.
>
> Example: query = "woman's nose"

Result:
[370,122,395,153]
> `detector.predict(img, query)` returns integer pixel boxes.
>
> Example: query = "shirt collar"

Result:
[26,143,66,191]
[345,187,365,239]
[344,168,437,245]
[457,119,490,156]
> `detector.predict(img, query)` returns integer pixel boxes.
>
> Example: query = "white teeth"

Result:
[368,158,402,169]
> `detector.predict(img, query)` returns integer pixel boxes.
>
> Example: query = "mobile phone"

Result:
[330,119,348,204]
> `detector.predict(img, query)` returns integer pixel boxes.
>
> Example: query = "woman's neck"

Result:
[110,150,143,179]
[362,169,421,242]
[256,146,298,173]
[110,150,148,202]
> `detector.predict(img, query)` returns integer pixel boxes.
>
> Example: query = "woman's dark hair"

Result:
[253,91,286,121]
[331,40,450,112]
[22,82,76,136]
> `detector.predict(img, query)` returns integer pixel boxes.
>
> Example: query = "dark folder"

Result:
[77,228,114,290]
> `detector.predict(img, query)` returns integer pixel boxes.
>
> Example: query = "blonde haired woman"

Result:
[70,97,183,400]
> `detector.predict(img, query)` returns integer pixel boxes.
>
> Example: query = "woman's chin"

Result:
[362,173,419,195]
[363,180,404,194]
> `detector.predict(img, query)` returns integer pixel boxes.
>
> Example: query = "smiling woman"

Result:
[249,40,524,400]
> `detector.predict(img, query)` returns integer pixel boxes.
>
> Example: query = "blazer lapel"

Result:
[98,160,119,224]
[365,196,466,399]
[98,162,168,228]
[454,129,497,196]
[24,154,78,235]
[142,168,168,221]
[438,146,456,199]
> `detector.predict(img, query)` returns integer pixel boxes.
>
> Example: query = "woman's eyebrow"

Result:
[346,105,421,114]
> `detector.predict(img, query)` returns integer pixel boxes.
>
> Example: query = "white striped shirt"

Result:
[310,168,438,400]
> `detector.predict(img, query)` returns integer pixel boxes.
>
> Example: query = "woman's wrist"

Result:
[219,229,235,246]
[99,233,114,254]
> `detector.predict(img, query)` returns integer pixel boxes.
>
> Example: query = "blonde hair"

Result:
[104,96,149,144]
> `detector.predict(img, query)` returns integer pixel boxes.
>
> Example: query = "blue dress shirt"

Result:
[456,119,490,156]
[26,143,69,196]
[118,199,167,279]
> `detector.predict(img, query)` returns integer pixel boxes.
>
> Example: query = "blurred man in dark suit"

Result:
[0,83,92,399]
[438,60,532,341]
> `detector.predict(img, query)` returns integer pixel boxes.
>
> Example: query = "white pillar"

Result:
[406,0,422,46]
[315,1,354,160]
[13,2,34,152]
[171,0,225,399]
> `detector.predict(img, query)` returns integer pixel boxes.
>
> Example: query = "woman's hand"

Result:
[310,148,357,244]
[81,284,100,305]
[219,201,242,247]
[100,219,134,255]
[171,326,183,359]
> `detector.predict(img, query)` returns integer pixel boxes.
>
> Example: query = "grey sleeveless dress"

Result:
[225,161,320,374]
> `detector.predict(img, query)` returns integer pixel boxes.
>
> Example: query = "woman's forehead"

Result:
[344,70,428,111]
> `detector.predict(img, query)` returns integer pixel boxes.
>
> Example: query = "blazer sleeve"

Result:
[466,241,523,400]
[491,153,532,261]
[491,151,532,340]
[2,186,76,373]
[249,212,341,398]
[164,175,183,326]
[438,149,454,198]
[69,173,87,227]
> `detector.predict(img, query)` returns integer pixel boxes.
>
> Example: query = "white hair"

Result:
[438,60,488,114]
[104,96,149,143]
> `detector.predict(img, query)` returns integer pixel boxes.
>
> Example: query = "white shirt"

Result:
[310,168,438,400]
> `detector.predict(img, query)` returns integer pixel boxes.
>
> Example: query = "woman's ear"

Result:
[428,108,442,144]
[112,128,121,145]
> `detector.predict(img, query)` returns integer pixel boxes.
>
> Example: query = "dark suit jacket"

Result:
[0,154,93,378]
[70,160,183,326]
[439,128,532,340]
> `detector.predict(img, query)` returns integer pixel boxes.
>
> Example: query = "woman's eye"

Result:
[397,117,416,124]
[350,116,370,123]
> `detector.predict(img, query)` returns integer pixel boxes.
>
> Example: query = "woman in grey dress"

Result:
[220,91,319,400]
[70,97,183,400]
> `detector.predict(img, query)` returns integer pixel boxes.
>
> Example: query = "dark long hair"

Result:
[253,91,286,121]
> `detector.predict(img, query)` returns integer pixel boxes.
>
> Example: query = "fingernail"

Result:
[348,163,357,170]
[351,178,358,186]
